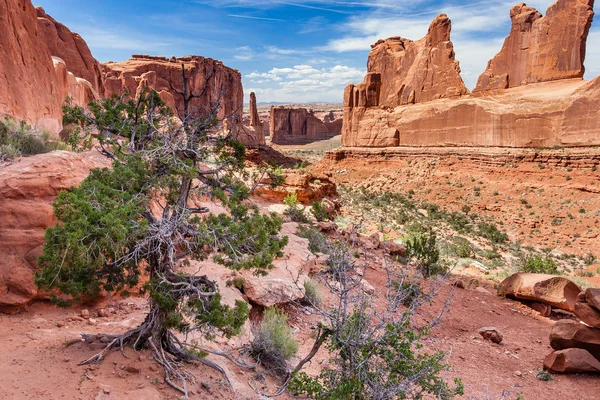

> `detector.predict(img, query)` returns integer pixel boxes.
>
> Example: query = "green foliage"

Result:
[536,368,553,381]
[520,255,559,275]
[36,88,287,348]
[310,201,331,222]
[289,316,464,399]
[477,222,508,244]
[406,230,444,278]
[0,117,65,160]
[283,192,309,223]
[303,277,322,307]
[449,236,473,258]
[297,226,330,254]
[251,308,298,375]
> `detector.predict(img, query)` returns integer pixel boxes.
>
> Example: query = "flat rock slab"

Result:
[497,273,581,312]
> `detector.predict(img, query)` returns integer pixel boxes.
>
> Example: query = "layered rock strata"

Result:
[270,107,341,145]
[342,0,599,148]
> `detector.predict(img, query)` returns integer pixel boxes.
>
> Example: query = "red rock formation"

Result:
[270,107,341,145]
[36,7,104,94]
[236,92,266,147]
[343,14,468,146]
[0,0,98,134]
[0,0,62,133]
[475,0,595,91]
[102,55,243,124]
[343,77,600,148]
[0,151,110,312]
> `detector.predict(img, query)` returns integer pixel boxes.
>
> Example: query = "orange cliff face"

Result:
[475,0,595,91]
[342,0,600,148]
[270,106,341,145]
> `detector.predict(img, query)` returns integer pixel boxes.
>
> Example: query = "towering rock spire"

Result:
[475,0,595,91]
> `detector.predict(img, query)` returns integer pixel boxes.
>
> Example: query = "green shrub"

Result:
[520,255,559,275]
[477,222,508,244]
[449,237,472,258]
[0,117,65,160]
[283,193,309,223]
[310,201,331,222]
[297,226,329,254]
[302,278,322,307]
[406,230,444,278]
[251,308,298,376]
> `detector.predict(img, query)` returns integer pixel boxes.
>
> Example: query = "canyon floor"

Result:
[1,141,600,399]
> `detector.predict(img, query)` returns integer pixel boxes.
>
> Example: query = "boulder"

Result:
[0,151,110,312]
[475,0,595,92]
[585,288,600,312]
[270,106,341,145]
[550,320,600,359]
[529,302,552,317]
[242,223,310,307]
[479,327,503,344]
[574,302,600,328]
[256,171,337,205]
[544,348,600,374]
[384,241,407,258]
[497,273,581,312]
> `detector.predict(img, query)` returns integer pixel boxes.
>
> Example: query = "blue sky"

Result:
[34,0,600,103]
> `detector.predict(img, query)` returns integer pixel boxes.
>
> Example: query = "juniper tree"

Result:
[36,66,287,396]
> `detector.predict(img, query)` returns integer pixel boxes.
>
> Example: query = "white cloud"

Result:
[234,46,254,61]
[244,64,365,102]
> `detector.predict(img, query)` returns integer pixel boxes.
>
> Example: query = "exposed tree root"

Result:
[75,306,242,399]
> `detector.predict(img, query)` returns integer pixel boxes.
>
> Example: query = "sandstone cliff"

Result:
[343,14,468,146]
[475,0,595,91]
[270,107,341,145]
[342,1,600,148]
[102,55,243,123]
[0,0,98,134]
[36,7,105,94]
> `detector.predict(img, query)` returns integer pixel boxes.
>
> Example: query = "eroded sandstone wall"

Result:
[36,7,105,94]
[102,55,243,123]
[270,107,341,145]
[0,0,99,134]
[342,1,599,148]
[237,92,266,147]
[475,0,595,91]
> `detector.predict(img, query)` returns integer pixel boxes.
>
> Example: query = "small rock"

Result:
[360,280,375,295]
[479,327,503,344]
[514,370,522,377]
[451,280,465,289]
[97,309,109,318]
[475,287,491,295]
[87,318,97,326]
[56,321,65,328]
[80,309,90,319]
[125,365,141,374]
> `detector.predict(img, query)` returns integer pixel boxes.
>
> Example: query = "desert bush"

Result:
[477,222,508,244]
[310,201,331,222]
[302,278,322,307]
[0,117,65,160]
[251,308,298,376]
[297,226,330,254]
[520,255,559,275]
[406,230,444,278]
[449,236,473,258]
[284,192,309,223]
[287,238,463,399]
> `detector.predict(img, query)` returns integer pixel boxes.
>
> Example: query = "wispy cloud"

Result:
[228,14,286,22]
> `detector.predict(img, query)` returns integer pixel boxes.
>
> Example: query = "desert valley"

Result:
[1,0,600,399]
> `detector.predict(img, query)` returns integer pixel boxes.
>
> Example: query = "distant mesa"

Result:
[270,106,342,145]
[342,0,600,148]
